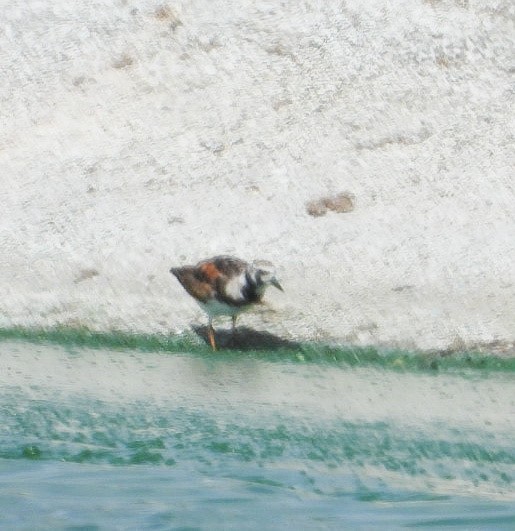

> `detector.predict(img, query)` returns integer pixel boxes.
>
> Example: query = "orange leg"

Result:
[207,319,217,351]
[230,315,237,346]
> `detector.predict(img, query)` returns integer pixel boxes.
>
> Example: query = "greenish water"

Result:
[0,328,514,529]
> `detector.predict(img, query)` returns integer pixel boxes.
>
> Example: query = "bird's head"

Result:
[248,260,283,292]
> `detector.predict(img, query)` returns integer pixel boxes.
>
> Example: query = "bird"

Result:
[170,255,283,350]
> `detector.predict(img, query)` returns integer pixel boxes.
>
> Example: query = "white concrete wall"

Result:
[1,0,514,350]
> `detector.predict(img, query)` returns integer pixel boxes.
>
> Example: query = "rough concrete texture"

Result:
[1,0,514,351]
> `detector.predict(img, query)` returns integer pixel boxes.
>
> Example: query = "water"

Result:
[0,329,514,529]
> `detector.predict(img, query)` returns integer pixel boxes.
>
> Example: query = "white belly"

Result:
[198,300,247,317]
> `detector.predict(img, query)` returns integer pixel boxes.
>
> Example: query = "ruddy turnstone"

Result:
[170,255,283,350]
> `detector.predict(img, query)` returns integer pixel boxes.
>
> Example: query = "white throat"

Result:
[224,271,248,300]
